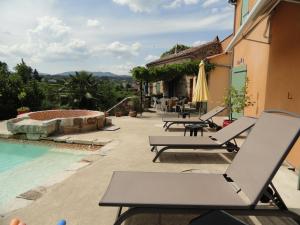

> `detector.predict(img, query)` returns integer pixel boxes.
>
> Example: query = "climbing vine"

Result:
[131,61,215,82]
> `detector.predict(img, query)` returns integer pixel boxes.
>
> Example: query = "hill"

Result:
[40,71,132,82]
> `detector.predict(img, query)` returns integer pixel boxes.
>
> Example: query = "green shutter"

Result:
[241,0,249,24]
[231,65,247,119]
[156,82,160,94]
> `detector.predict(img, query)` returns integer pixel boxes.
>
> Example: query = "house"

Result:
[226,0,300,168]
[205,34,233,113]
[147,37,223,100]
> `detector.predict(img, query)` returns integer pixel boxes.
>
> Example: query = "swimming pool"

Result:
[0,141,85,213]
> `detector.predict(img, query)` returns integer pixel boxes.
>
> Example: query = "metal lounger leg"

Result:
[115,207,123,222]
[165,122,175,131]
[163,122,168,128]
[150,146,156,152]
[153,147,170,162]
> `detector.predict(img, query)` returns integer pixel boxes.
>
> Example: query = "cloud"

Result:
[202,0,221,8]
[0,16,89,62]
[145,54,159,62]
[112,0,199,12]
[192,40,208,47]
[87,19,100,27]
[101,11,233,38]
[28,16,70,43]
[93,41,142,58]
[99,62,136,75]
[211,8,219,13]
[165,0,198,9]
[116,62,135,74]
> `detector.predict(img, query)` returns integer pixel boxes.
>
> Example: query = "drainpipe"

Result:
[227,1,237,121]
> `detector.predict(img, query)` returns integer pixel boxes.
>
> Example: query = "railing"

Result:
[106,96,134,114]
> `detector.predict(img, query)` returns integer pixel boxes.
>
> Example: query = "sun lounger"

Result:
[99,110,300,225]
[150,116,256,162]
[162,106,226,131]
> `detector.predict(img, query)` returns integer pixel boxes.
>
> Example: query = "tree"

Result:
[0,61,9,76]
[33,69,41,81]
[15,59,33,83]
[63,71,98,109]
[131,61,215,83]
[161,44,190,58]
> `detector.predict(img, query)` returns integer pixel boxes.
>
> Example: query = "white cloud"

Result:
[202,0,220,8]
[87,19,100,27]
[211,8,219,13]
[192,40,208,47]
[101,12,233,38]
[93,41,142,58]
[145,54,159,62]
[165,0,198,9]
[112,0,199,12]
[28,16,70,43]
[99,62,136,75]
[112,0,161,12]
[116,62,135,74]
[0,16,89,63]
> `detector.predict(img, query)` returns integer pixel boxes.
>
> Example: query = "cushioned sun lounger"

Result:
[99,110,300,225]
[150,116,256,162]
[162,106,226,131]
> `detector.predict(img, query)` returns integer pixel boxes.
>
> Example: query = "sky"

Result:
[0,0,234,75]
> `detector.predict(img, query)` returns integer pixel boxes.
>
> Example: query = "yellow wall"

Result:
[208,53,232,115]
[221,34,233,51]
[233,0,271,117]
[264,2,300,168]
[233,0,300,168]
[265,2,300,114]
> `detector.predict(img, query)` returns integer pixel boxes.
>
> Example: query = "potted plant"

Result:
[223,81,254,127]
[17,106,30,115]
[115,111,123,117]
[128,96,140,117]
[17,91,30,115]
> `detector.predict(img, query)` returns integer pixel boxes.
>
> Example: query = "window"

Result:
[241,0,249,25]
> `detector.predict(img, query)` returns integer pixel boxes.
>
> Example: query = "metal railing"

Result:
[106,96,134,114]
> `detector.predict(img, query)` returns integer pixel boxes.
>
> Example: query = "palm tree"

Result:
[63,71,98,109]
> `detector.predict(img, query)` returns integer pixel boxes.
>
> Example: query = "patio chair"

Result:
[99,110,300,225]
[150,116,256,162]
[162,106,226,131]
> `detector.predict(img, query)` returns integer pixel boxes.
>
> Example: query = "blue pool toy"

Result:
[57,220,66,225]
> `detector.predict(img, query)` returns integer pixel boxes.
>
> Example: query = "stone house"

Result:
[147,35,233,113]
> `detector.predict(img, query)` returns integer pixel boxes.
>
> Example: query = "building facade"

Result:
[228,0,300,168]
[147,36,233,113]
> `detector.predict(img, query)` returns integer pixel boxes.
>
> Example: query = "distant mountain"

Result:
[54,71,130,78]
[40,71,132,82]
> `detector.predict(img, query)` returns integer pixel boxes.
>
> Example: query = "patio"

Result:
[0,112,299,225]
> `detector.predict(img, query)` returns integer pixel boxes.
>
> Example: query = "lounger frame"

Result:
[151,116,255,162]
[150,142,237,162]
[162,106,226,131]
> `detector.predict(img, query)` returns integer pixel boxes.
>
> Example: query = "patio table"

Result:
[184,123,207,137]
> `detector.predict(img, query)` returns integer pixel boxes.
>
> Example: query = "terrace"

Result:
[0,111,299,225]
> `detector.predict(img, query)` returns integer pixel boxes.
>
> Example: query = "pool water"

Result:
[0,141,84,212]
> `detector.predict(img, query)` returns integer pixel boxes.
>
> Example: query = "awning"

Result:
[225,0,282,52]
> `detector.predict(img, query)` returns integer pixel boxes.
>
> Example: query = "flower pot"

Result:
[17,108,30,115]
[129,111,137,117]
[223,119,234,128]
[115,112,122,117]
